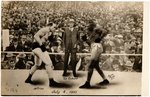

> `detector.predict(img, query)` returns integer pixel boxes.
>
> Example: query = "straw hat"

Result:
[17,53,26,58]
[6,53,14,58]
[68,19,75,23]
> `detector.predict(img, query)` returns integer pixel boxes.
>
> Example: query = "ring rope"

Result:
[2,51,142,56]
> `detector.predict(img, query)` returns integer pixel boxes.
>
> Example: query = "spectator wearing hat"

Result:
[49,42,59,68]
[63,18,80,77]
[49,41,64,70]
[18,34,32,52]
[124,56,135,71]
[15,53,26,69]
[2,53,16,69]
[26,54,34,69]
[132,56,142,72]
[9,35,14,44]
[5,38,23,51]
[113,34,124,53]
[136,37,142,54]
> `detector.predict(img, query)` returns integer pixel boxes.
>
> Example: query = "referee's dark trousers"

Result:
[63,27,79,77]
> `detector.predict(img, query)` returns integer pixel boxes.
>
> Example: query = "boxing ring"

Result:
[1,52,142,95]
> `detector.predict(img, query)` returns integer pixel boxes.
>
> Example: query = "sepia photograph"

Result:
[1,1,147,96]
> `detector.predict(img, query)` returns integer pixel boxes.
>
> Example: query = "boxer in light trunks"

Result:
[80,28,109,88]
[25,23,62,87]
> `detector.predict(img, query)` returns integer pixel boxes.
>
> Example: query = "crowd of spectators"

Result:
[1,1,143,72]
[1,53,34,69]
[1,52,142,72]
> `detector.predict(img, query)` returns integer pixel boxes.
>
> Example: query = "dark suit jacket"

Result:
[5,43,23,51]
[15,59,26,69]
[63,27,79,49]
[18,41,32,52]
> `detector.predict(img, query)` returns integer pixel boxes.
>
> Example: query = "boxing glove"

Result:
[40,44,46,52]
[81,35,87,41]
[48,34,56,42]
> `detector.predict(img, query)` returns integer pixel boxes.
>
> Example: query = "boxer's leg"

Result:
[41,51,54,79]
[25,48,42,84]
[34,49,62,87]
[79,60,95,88]
[94,60,109,85]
